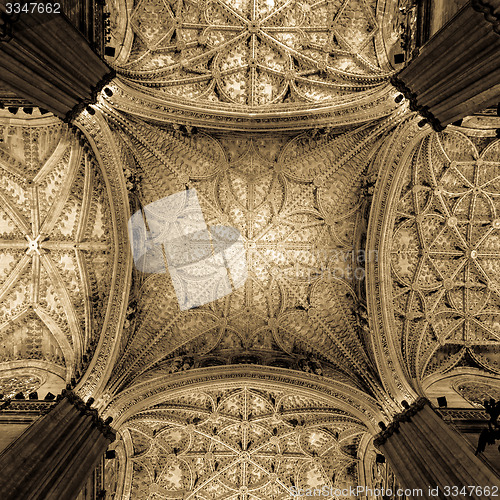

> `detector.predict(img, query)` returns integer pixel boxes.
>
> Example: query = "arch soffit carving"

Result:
[102,78,400,132]
[73,109,133,401]
[104,365,386,432]
[366,114,428,402]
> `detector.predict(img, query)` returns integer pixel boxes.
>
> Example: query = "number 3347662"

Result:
[6,3,61,14]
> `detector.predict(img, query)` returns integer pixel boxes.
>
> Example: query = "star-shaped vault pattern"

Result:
[122,387,363,499]
[390,130,500,379]
[113,0,390,106]
[0,119,114,381]
[107,113,383,394]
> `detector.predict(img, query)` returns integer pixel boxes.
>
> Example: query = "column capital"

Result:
[471,0,500,33]
[390,76,444,131]
[63,70,116,123]
[62,389,116,442]
[374,397,430,447]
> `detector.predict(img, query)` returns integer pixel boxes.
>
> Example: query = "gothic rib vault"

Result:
[103,113,390,396]
[118,386,369,498]
[0,115,115,397]
[103,0,401,130]
[0,1,500,499]
[367,117,500,400]
[111,0,393,106]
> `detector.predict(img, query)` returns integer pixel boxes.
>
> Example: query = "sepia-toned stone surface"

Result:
[106,113,389,394]
[121,386,365,499]
[0,118,114,381]
[114,0,390,106]
[390,131,500,379]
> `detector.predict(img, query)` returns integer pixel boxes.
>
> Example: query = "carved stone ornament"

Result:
[102,0,400,129]
[0,116,116,385]
[101,107,408,400]
[367,117,500,400]
[102,366,386,498]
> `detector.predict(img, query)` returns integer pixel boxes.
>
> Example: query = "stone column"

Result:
[374,398,500,500]
[0,390,115,500]
[392,0,500,130]
[0,6,114,121]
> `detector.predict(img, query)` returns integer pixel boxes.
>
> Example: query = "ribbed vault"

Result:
[110,0,392,104]
[102,368,384,500]
[100,107,403,398]
[0,115,115,386]
[102,0,401,130]
[367,116,500,401]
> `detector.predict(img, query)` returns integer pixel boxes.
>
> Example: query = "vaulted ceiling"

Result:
[104,113,388,396]
[120,386,366,499]
[391,131,500,379]
[117,0,391,106]
[367,116,500,400]
[103,0,401,130]
[0,115,115,393]
[0,0,500,498]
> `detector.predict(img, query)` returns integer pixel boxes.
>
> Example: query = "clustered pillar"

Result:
[0,5,114,121]
[392,0,500,130]
[374,398,499,499]
[0,390,115,500]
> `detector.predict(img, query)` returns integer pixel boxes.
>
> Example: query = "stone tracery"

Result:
[370,122,500,399]
[0,1,499,497]
[104,111,388,394]
[0,117,115,381]
[120,386,365,499]
[391,131,500,379]
[112,0,391,109]
[0,374,41,398]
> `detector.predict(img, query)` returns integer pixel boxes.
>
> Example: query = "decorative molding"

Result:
[0,398,57,415]
[64,71,117,124]
[103,365,387,432]
[373,397,429,447]
[365,113,424,404]
[72,108,132,401]
[103,78,401,131]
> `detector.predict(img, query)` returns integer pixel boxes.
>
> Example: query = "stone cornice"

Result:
[105,78,401,132]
